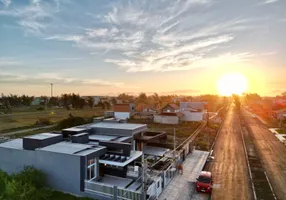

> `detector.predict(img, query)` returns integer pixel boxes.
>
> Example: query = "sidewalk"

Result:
[158,150,209,200]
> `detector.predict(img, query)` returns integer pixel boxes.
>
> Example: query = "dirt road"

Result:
[205,106,252,200]
[242,109,286,200]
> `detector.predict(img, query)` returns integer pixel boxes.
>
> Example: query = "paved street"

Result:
[205,106,252,200]
[242,109,286,200]
[158,150,209,200]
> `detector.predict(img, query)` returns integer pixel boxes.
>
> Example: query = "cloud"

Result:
[55,57,83,61]
[0,71,125,87]
[0,57,21,66]
[0,0,11,8]
[262,0,279,4]
[161,89,201,95]
[0,0,60,35]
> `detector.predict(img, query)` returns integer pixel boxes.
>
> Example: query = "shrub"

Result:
[11,166,47,189]
[0,170,9,194]
[37,107,45,111]
[57,116,86,129]
[35,118,52,126]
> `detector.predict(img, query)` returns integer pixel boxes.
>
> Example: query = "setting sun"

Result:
[217,73,248,96]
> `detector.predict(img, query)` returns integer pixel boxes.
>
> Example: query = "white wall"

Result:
[181,111,204,122]
[114,112,130,119]
[147,177,163,199]
[154,115,179,124]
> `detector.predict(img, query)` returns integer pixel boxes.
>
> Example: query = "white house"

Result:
[154,104,183,125]
[113,103,136,119]
[180,102,207,122]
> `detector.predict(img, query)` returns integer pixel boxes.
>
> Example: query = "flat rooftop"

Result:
[38,141,105,156]
[24,133,61,140]
[62,127,88,132]
[89,134,118,141]
[143,146,170,157]
[0,139,23,150]
[90,122,147,131]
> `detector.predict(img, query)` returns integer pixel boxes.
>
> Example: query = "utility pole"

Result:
[50,83,53,98]
[173,127,176,163]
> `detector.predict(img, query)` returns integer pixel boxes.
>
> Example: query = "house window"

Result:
[157,181,160,188]
[87,158,97,180]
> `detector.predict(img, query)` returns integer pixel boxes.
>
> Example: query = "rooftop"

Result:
[24,133,61,140]
[38,141,105,156]
[62,127,88,132]
[0,139,23,150]
[143,146,170,157]
[89,134,118,141]
[90,122,147,131]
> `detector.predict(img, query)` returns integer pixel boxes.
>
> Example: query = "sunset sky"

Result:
[0,0,285,97]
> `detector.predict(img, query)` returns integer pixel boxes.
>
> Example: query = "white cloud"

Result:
[55,57,83,61]
[0,0,60,35]
[0,0,11,8]
[0,57,20,66]
[0,71,125,87]
[263,0,279,4]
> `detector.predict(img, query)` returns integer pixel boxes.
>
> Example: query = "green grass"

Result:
[0,108,104,132]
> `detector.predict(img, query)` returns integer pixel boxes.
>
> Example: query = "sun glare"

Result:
[217,73,248,96]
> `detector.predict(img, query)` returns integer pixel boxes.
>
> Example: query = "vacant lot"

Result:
[128,118,201,145]
[0,108,104,132]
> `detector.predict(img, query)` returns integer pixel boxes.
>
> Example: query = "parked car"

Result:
[196,171,213,193]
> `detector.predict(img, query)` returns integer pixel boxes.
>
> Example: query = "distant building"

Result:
[154,104,183,124]
[31,97,41,106]
[114,103,136,119]
[180,102,207,122]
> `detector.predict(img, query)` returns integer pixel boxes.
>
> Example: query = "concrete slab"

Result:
[158,150,209,200]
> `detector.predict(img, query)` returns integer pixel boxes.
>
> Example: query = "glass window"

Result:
[88,158,95,166]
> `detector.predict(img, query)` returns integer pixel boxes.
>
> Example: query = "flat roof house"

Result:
[0,121,148,200]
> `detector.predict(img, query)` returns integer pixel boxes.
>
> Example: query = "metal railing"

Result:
[84,180,142,200]
[84,180,114,197]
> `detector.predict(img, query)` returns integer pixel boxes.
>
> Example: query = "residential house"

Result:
[154,104,183,124]
[0,120,148,200]
[114,103,136,119]
[180,102,207,122]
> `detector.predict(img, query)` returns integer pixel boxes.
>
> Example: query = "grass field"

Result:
[0,108,104,132]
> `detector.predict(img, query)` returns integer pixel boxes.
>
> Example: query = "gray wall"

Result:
[36,150,82,195]
[0,147,83,196]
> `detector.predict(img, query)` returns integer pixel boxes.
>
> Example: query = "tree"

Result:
[104,101,111,110]
[87,96,95,109]
[232,94,241,111]
[111,97,117,105]
[98,101,105,110]
[117,93,134,103]
[136,93,148,105]
[39,96,48,106]
[61,94,70,110]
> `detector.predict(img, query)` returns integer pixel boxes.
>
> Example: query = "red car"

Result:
[196,171,213,193]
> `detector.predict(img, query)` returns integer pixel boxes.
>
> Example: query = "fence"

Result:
[84,180,142,200]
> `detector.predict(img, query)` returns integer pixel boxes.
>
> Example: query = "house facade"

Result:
[180,102,206,122]
[114,103,136,119]
[154,104,183,124]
